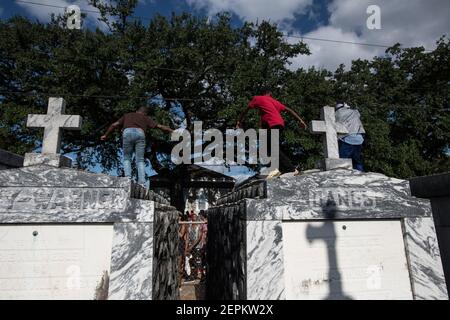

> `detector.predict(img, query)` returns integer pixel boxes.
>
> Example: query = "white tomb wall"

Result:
[282,220,413,300]
[0,224,113,300]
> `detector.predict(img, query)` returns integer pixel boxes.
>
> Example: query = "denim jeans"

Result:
[123,128,146,185]
[338,140,364,172]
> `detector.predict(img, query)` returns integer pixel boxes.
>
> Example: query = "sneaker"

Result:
[266,169,282,179]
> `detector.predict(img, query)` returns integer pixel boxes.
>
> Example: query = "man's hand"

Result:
[100,135,107,141]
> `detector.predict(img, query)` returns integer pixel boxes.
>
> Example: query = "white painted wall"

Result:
[0,225,113,300]
[282,220,413,300]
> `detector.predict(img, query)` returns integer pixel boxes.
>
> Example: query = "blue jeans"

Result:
[123,128,146,185]
[339,140,364,172]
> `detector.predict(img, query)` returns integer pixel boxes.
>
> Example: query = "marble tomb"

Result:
[0,97,180,300]
[206,106,448,300]
[206,170,448,300]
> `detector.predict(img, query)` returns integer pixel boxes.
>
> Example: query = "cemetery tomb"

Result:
[206,169,448,300]
[0,97,181,300]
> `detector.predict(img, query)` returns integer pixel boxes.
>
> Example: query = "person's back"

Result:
[117,110,157,186]
[248,95,286,128]
[236,89,308,175]
[335,104,366,138]
[101,105,174,187]
[335,102,365,171]
[119,112,157,132]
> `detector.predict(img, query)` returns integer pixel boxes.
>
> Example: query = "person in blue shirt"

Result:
[335,101,366,171]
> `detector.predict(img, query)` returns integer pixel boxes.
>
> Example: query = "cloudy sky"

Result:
[1,0,449,71]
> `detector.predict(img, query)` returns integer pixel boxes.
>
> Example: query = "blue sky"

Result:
[1,0,329,33]
[2,0,449,70]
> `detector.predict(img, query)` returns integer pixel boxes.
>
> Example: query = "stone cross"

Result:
[27,97,82,154]
[310,106,352,170]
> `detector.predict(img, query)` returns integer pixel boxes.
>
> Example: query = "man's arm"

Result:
[156,124,174,134]
[100,121,122,140]
[285,106,308,130]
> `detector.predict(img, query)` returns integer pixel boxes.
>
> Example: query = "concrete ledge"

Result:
[24,153,72,168]
[322,158,353,170]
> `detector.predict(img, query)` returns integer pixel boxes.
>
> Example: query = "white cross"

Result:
[27,97,82,154]
[310,106,348,159]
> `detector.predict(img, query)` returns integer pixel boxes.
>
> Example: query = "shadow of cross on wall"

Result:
[306,199,353,300]
[27,97,82,154]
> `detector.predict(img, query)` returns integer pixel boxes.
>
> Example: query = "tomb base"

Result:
[0,165,179,300]
[321,158,353,170]
[207,169,448,300]
[24,153,72,168]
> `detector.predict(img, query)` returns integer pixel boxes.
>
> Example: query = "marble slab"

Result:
[24,153,72,168]
[403,217,448,299]
[108,223,153,300]
[0,165,131,189]
[0,164,177,300]
[246,220,285,299]
[245,169,431,221]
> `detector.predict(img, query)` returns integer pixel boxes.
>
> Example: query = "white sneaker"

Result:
[266,169,282,179]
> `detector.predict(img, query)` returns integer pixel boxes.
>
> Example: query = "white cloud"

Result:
[288,26,377,71]
[186,0,312,23]
[295,0,450,70]
[329,0,449,51]
[186,0,449,71]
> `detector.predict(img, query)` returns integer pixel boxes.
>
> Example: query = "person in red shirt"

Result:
[236,88,308,174]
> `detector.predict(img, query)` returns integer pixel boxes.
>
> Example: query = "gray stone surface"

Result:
[206,203,246,300]
[246,220,285,300]
[0,165,179,300]
[207,169,448,300]
[153,205,180,300]
[109,222,153,300]
[24,153,72,168]
[410,172,450,296]
[404,217,448,299]
[0,165,131,188]
[322,158,352,170]
[246,169,432,221]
